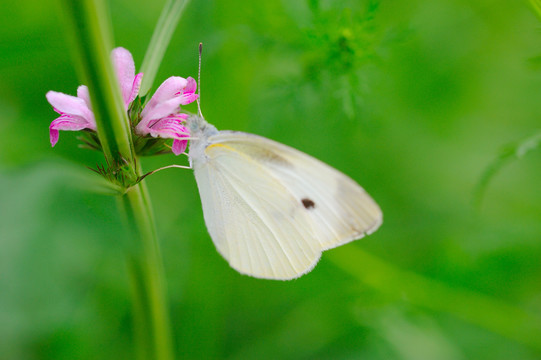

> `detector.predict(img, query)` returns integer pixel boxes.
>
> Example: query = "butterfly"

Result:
[186,115,382,280]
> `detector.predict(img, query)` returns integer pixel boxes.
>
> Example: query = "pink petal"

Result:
[50,129,59,147]
[46,91,93,122]
[141,77,188,118]
[148,117,189,137]
[177,77,197,105]
[180,76,199,105]
[77,85,92,109]
[112,47,137,107]
[136,114,190,149]
[49,115,92,147]
[128,72,143,105]
[178,93,199,105]
[172,138,188,155]
[140,96,185,124]
[50,115,91,131]
[184,76,197,94]
[174,77,198,105]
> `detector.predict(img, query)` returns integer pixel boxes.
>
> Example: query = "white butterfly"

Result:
[186,115,382,280]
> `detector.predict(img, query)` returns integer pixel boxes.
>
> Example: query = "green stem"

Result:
[120,181,174,360]
[62,1,174,359]
[139,0,191,95]
[62,0,134,165]
[531,0,541,20]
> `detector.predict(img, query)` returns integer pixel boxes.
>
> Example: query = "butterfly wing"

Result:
[192,131,382,280]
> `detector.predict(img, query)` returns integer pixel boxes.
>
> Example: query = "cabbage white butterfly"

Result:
[186,115,382,280]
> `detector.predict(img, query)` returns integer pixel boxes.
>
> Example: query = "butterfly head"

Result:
[187,114,218,138]
[186,115,217,164]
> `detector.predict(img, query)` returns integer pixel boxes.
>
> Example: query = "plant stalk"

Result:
[62,1,174,359]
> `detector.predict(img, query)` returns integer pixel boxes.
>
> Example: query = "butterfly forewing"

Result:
[208,132,383,248]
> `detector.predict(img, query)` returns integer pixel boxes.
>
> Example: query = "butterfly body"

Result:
[187,115,382,280]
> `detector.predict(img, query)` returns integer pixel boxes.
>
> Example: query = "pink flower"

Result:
[46,47,142,146]
[47,86,96,147]
[46,47,197,155]
[135,76,198,155]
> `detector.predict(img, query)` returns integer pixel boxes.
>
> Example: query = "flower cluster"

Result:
[46,47,197,155]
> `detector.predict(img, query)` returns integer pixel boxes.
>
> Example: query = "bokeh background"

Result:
[1,0,541,359]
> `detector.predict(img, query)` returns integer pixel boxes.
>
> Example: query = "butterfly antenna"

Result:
[196,42,204,119]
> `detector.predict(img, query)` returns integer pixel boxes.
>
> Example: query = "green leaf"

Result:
[139,0,192,96]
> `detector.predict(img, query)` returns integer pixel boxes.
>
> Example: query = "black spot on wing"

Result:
[301,198,316,210]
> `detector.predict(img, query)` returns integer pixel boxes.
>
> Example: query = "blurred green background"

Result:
[1,0,541,359]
